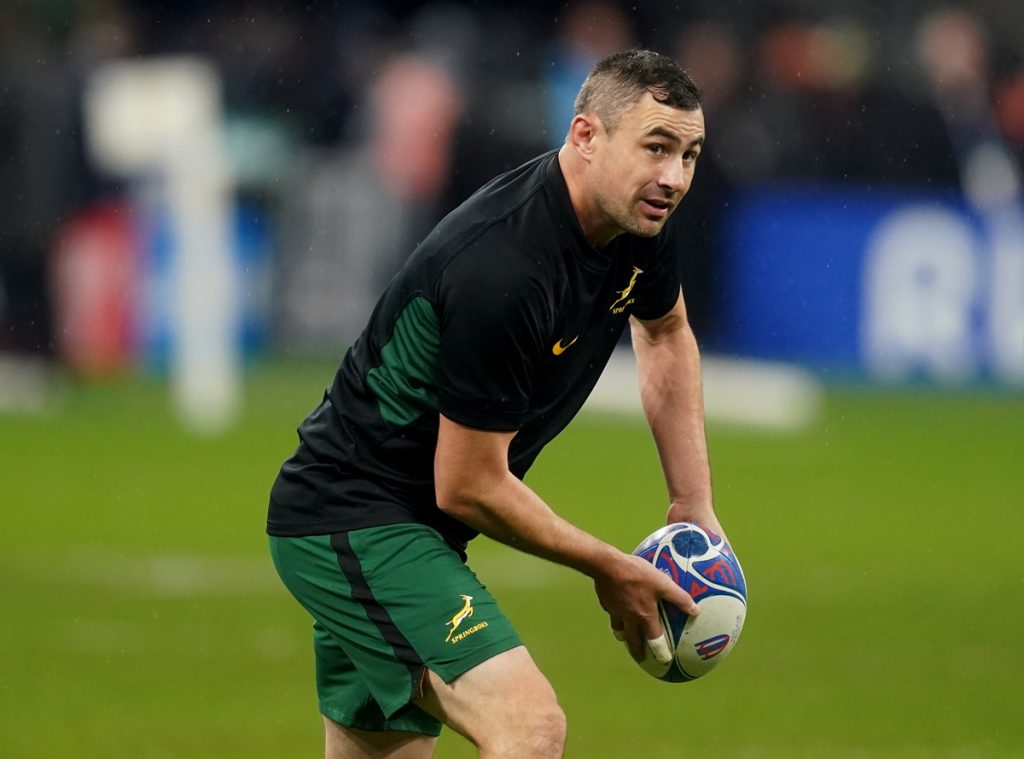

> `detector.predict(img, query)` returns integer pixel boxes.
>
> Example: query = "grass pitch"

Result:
[1,362,1022,757]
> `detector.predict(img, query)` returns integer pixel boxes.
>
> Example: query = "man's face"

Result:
[586,93,705,244]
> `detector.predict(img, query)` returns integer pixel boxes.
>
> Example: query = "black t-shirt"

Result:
[267,150,681,550]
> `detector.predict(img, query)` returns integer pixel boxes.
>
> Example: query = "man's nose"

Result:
[658,158,688,194]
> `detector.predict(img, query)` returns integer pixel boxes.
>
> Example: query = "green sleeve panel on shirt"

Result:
[366,296,441,427]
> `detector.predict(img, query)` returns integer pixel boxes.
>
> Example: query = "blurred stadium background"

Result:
[1,0,1022,756]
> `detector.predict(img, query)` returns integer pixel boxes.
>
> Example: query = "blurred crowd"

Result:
[1,0,1023,358]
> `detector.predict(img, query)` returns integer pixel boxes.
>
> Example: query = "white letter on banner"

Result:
[987,211,1024,385]
[862,207,978,384]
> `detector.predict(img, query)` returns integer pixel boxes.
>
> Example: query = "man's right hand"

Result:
[594,552,700,664]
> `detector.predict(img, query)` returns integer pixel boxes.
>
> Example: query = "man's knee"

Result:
[521,701,567,756]
[419,647,567,757]
[482,692,566,757]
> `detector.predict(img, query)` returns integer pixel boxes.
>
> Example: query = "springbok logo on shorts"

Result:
[445,595,474,642]
[445,594,488,644]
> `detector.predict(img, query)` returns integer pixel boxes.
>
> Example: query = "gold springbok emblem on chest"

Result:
[610,266,643,314]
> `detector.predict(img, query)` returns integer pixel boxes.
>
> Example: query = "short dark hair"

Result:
[573,49,702,133]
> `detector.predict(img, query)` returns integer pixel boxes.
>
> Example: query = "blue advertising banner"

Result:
[717,188,1024,387]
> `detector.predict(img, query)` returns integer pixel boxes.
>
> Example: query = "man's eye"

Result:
[647,144,664,155]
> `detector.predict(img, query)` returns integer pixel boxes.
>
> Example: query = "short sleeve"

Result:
[436,241,551,431]
[629,223,683,321]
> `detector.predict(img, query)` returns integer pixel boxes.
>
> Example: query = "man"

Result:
[268,49,725,758]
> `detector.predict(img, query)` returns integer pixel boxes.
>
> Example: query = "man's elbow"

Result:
[631,311,690,347]
[436,463,513,523]
[435,483,472,517]
[434,474,491,519]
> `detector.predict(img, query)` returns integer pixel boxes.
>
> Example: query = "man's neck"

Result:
[556,145,619,249]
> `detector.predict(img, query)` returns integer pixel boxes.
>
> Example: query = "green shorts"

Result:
[269,524,522,736]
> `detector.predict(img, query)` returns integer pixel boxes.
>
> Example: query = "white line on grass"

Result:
[41,546,574,598]
[49,550,281,597]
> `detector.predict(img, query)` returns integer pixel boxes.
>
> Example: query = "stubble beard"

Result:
[617,205,666,239]
[596,185,668,242]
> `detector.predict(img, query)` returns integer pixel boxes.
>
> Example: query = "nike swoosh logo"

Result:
[552,336,579,356]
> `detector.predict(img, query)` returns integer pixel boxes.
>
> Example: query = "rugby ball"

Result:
[632,522,747,681]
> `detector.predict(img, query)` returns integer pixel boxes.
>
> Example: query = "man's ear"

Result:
[567,113,601,159]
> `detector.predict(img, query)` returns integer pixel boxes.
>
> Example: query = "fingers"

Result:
[656,574,701,618]
[602,554,703,665]
[615,622,674,664]
[631,555,700,618]
[613,616,674,665]
[668,588,701,617]
[611,618,647,663]
[646,631,673,665]
[625,623,645,663]
[636,605,671,665]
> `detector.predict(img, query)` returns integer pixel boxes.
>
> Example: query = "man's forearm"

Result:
[632,316,720,533]
[434,417,622,579]
[433,412,703,662]
[436,463,619,578]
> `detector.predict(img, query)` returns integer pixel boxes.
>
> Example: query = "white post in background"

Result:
[83,57,241,434]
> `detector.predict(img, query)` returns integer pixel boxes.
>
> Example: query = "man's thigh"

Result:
[271,524,522,732]
[415,645,565,753]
